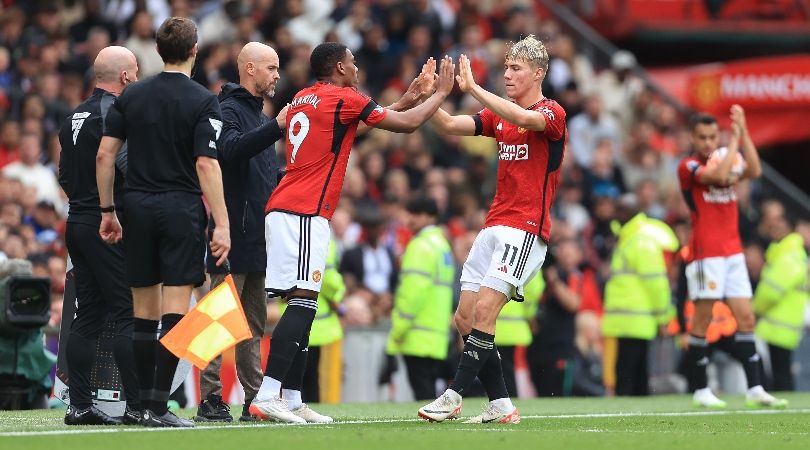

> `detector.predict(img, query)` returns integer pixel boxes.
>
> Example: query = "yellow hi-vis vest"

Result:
[602,214,678,340]
[754,233,809,350]
[496,271,544,346]
[386,226,455,360]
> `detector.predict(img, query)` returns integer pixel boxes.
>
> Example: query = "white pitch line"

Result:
[2,408,809,437]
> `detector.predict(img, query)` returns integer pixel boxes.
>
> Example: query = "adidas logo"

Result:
[497,265,508,273]
[465,350,479,360]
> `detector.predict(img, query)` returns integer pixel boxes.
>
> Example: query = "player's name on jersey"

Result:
[703,185,737,204]
[291,94,321,109]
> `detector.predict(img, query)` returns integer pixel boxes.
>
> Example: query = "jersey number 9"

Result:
[289,111,310,163]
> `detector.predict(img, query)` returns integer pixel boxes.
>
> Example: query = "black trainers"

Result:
[122,406,141,425]
[141,409,195,428]
[238,404,259,422]
[194,394,233,422]
[64,405,122,426]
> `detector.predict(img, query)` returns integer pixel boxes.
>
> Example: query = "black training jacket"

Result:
[207,82,283,274]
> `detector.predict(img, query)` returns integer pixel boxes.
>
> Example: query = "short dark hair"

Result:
[310,42,348,79]
[689,112,717,131]
[406,196,439,217]
[156,17,197,65]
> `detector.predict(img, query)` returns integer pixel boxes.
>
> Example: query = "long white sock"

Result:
[255,376,282,402]
[282,389,303,410]
[491,397,514,412]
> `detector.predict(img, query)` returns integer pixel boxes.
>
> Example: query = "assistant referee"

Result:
[96,17,230,428]
[58,46,140,426]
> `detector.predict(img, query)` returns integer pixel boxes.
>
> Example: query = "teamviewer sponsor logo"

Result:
[498,143,529,161]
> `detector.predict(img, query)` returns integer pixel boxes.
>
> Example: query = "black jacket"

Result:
[207,82,283,273]
[58,88,127,226]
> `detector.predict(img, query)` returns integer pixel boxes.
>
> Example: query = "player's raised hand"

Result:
[417,57,438,98]
[455,54,476,93]
[731,121,742,138]
[730,104,747,131]
[99,213,122,244]
[402,58,436,105]
[436,55,455,96]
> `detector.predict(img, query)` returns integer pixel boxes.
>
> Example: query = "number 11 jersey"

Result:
[266,81,387,219]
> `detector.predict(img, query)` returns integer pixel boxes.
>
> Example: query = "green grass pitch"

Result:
[2,394,809,450]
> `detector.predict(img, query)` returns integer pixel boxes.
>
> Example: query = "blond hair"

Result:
[505,35,549,74]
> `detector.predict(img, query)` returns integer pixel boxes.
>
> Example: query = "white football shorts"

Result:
[265,211,330,294]
[685,253,753,300]
[460,225,547,300]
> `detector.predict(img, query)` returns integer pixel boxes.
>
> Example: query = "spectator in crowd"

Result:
[340,209,399,300]
[0,120,21,168]
[596,50,644,131]
[567,93,621,168]
[3,131,61,206]
[124,11,163,78]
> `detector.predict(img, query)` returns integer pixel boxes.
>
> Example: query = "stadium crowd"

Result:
[0,0,808,403]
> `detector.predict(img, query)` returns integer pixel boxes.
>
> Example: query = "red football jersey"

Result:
[677,154,743,261]
[475,98,567,241]
[267,82,387,219]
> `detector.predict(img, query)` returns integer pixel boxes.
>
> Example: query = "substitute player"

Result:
[418,35,566,424]
[249,42,455,423]
[678,106,786,408]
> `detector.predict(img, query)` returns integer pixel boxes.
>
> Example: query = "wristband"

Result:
[100,205,115,213]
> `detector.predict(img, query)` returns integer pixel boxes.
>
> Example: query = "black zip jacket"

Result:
[207,82,283,273]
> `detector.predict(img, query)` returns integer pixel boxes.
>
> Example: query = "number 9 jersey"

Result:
[265,81,387,219]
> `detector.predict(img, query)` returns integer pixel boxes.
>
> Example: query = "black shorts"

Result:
[123,191,207,288]
[65,221,133,338]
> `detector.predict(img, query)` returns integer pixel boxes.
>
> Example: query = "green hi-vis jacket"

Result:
[495,271,545,346]
[754,233,809,350]
[602,213,678,340]
[280,240,346,346]
[387,226,455,360]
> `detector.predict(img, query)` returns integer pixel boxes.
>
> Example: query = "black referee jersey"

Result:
[58,87,127,225]
[103,72,222,194]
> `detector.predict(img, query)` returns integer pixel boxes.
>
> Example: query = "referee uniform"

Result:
[58,87,139,426]
[105,73,221,288]
[103,71,222,427]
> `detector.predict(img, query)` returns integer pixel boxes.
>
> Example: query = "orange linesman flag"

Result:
[160,275,252,369]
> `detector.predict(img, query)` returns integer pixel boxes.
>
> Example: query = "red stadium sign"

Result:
[651,55,810,147]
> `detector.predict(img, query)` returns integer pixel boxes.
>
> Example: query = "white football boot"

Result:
[418,389,463,422]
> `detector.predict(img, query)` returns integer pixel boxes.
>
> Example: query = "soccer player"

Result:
[96,17,231,427]
[417,35,567,424]
[678,106,786,408]
[58,46,140,426]
[195,42,288,423]
[249,42,455,423]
